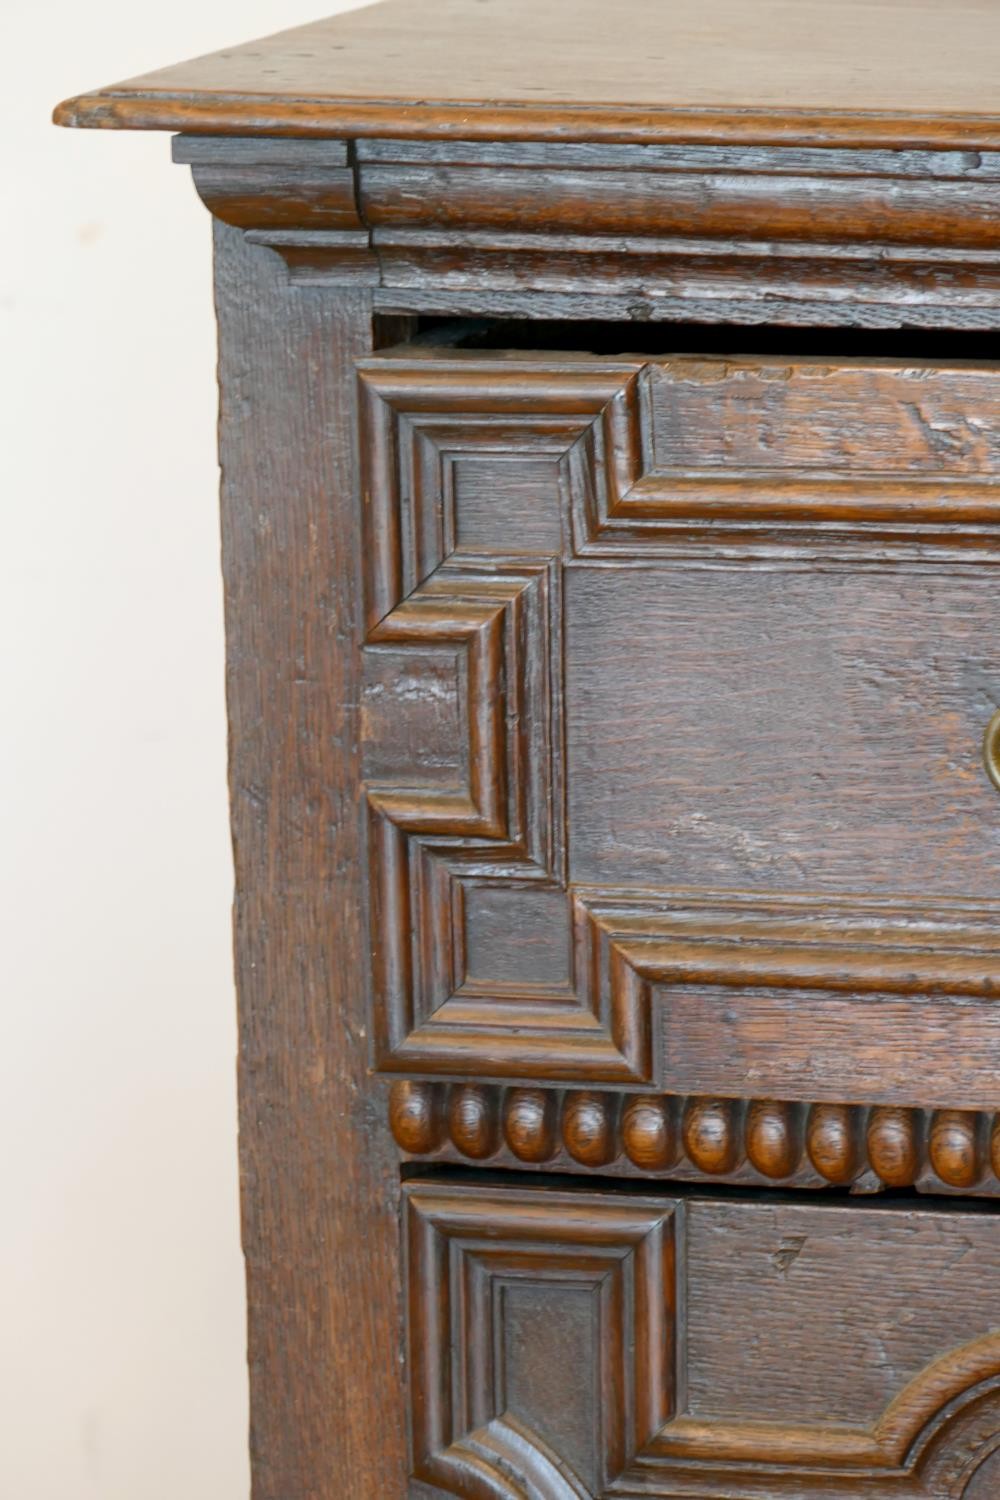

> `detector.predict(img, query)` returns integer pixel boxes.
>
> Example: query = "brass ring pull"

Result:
[985,708,1000,793]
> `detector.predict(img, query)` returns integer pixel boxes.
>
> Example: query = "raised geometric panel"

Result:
[565,563,1000,898]
[404,1181,678,1497]
[566,357,1000,560]
[501,1283,600,1490]
[361,354,1000,1105]
[451,453,564,555]
[461,884,572,992]
[404,1180,1000,1498]
[356,356,641,630]
[633,357,1000,530]
[362,641,466,790]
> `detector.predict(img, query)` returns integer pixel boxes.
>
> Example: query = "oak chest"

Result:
[57,3,1000,1495]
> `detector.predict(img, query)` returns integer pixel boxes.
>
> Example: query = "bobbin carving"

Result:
[391,1082,1000,1198]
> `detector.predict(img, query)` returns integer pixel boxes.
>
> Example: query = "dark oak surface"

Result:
[53,0,1000,148]
[406,1179,1000,1497]
[360,347,1000,1105]
[56,9,1000,1496]
[157,133,1000,330]
[215,223,406,1494]
[158,132,1000,329]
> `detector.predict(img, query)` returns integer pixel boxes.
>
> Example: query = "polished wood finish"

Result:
[390,1082,1000,1199]
[56,8,1000,1497]
[406,1179,1000,1497]
[53,0,1000,149]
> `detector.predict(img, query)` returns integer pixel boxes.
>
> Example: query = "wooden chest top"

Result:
[53,0,1000,149]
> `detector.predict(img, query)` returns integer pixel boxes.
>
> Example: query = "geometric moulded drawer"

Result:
[405,1179,1000,1498]
[362,350,1000,1109]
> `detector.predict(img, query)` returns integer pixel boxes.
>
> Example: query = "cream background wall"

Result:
[2,3,359,1495]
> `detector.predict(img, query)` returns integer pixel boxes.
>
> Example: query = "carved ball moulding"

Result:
[390,1081,1000,1197]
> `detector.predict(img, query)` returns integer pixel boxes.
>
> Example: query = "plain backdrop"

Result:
[2,2,359,1495]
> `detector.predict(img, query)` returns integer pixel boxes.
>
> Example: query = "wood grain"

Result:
[567,567,1000,896]
[405,1177,1000,1496]
[52,0,1000,149]
[405,1180,677,1495]
[60,58,1000,1497]
[682,1197,1000,1428]
[215,222,406,1497]
[359,349,1000,1104]
[165,136,1000,328]
[361,160,1000,248]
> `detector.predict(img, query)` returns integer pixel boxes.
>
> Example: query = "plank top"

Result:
[55,0,1000,148]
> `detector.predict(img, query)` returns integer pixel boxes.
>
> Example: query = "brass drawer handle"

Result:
[986,708,1000,793]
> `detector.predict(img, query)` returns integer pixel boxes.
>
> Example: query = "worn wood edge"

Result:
[61,129,1000,327]
[158,135,1000,326]
[370,287,1000,332]
[51,90,1000,151]
[215,222,407,1494]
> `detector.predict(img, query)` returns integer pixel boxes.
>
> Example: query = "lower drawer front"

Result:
[405,1179,1000,1499]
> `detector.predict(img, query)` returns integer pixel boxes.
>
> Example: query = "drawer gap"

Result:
[403,313,1000,362]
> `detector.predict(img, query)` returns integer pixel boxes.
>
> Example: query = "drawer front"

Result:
[405,1179,1000,1498]
[360,351,1000,1109]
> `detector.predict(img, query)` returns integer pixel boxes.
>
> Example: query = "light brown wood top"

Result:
[53,0,1000,149]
